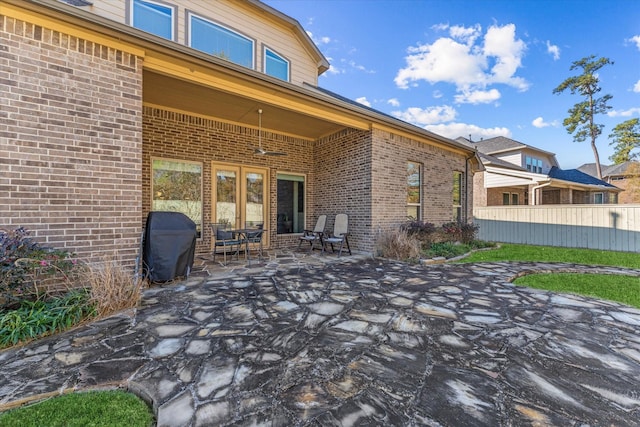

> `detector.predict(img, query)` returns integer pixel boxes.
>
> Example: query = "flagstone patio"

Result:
[1,252,640,426]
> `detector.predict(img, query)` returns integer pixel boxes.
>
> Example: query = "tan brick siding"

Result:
[0,15,143,263]
[142,107,315,255]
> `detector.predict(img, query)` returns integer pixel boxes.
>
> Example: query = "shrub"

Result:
[85,256,145,317]
[0,290,95,348]
[424,242,470,259]
[375,228,421,261]
[1,227,81,309]
[441,222,479,244]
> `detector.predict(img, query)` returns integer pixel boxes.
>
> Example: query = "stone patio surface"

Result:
[1,251,640,426]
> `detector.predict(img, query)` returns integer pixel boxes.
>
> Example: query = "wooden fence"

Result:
[473,205,640,252]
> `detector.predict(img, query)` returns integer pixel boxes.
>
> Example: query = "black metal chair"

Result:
[211,223,242,265]
[244,222,265,263]
[298,214,326,252]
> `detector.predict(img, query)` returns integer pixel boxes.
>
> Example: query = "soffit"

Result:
[143,71,347,139]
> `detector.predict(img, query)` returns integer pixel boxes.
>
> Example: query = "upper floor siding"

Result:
[70,0,324,86]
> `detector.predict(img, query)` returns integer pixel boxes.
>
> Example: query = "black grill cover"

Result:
[143,211,197,282]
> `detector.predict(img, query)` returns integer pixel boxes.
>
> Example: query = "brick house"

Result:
[458,136,620,207]
[1,0,481,264]
[578,161,640,204]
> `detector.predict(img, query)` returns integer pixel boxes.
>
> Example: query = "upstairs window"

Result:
[131,0,174,40]
[407,162,422,220]
[525,156,543,174]
[264,48,290,81]
[189,14,254,69]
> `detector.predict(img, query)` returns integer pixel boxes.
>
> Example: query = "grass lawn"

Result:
[460,243,640,269]
[0,390,154,427]
[459,243,640,308]
[514,273,640,309]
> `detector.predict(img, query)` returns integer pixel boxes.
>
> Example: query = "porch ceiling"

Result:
[143,71,347,140]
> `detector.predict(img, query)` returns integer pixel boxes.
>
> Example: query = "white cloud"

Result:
[395,23,529,97]
[629,35,640,50]
[306,30,331,46]
[425,122,512,140]
[608,107,640,117]
[454,88,501,104]
[532,116,558,128]
[546,40,560,60]
[355,97,371,107]
[634,80,640,93]
[387,98,400,107]
[392,105,457,126]
[432,90,443,99]
[349,60,375,74]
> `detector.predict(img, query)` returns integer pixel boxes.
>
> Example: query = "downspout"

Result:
[464,150,477,222]
[531,181,552,205]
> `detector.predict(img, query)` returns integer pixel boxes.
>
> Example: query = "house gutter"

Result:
[530,181,552,205]
[9,0,477,158]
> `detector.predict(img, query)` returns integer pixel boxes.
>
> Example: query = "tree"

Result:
[553,55,613,179]
[609,118,640,164]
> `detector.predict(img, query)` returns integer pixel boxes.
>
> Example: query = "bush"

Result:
[375,228,422,261]
[424,242,470,259]
[85,256,144,317]
[0,290,96,348]
[1,227,81,309]
[441,222,479,244]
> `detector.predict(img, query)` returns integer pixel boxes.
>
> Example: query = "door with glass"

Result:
[212,163,269,245]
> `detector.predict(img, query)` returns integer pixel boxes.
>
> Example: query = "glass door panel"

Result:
[244,171,265,228]
[212,163,269,247]
[213,165,240,227]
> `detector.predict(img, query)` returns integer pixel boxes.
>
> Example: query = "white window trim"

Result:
[263,46,290,81]
[187,11,255,69]
[594,192,604,204]
[129,0,176,41]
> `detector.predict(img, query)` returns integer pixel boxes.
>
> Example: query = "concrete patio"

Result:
[1,250,640,426]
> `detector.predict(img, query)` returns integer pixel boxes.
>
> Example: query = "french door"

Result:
[211,163,269,245]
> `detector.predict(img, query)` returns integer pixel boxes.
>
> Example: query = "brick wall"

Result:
[142,107,315,255]
[314,128,372,252]
[1,15,143,263]
[486,187,527,206]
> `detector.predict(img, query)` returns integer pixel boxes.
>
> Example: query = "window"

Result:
[189,14,254,68]
[525,156,543,173]
[277,173,305,234]
[453,171,463,222]
[611,193,618,204]
[503,193,511,205]
[594,192,604,204]
[264,48,290,81]
[511,193,519,205]
[131,0,174,40]
[151,158,203,237]
[407,162,421,220]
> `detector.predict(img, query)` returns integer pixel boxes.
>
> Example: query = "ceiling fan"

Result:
[251,109,287,156]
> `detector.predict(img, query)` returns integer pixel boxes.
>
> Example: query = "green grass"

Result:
[458,243,640,308]
[459,243,640,269]
[0,390,154,427]
[514,273,640,309]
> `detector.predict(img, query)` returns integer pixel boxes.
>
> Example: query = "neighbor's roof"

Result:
[578,161,639,178]
[549,167,619,189]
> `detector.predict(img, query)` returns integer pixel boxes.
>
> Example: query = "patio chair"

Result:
[244,222,265,262]
[298,214,326,252]
[211,223,242,265]
[323,214,351,257]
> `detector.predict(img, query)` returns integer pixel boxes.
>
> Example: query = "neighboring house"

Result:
[1,0,482,263]
[578,162,640,204]
[457,136,620,207]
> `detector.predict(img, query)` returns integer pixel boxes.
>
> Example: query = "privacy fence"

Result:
[474,205,640,253]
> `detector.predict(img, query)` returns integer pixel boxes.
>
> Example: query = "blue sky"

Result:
[265,0,640,169]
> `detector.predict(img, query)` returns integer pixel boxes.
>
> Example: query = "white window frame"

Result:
[187,12,255,69]
[453,171,463,222]
[130,0,175,40]
[264,46,290,81]
[594,192,604,204]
